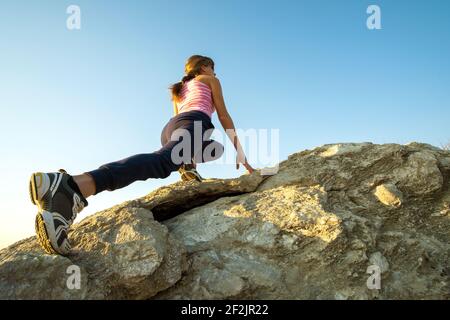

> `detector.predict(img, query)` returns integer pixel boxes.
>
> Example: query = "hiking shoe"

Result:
[29,169,88,255]
[178,163,203,182]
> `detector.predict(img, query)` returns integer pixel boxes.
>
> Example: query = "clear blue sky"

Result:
[1,0,449,249]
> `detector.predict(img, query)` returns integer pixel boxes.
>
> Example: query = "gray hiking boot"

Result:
[29,169,88,255]
[178,163,203,182]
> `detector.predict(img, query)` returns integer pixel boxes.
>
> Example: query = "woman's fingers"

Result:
[244,162,254,173]
[236,154,255,173]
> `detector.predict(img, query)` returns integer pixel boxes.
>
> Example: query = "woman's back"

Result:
[176,77,215,118]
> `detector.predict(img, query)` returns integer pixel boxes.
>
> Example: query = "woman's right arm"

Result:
[209,76,254,173]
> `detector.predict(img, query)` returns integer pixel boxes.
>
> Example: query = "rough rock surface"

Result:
[1,142,449,299]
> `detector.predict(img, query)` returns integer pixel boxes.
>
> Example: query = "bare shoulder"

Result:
[195,75,220,89]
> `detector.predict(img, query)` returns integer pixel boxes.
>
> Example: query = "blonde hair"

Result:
[169,55,215,103]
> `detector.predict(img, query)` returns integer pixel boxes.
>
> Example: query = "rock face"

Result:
[1,142,449,299]
[373,183,403,208]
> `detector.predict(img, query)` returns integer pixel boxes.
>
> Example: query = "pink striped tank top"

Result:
[176,78,215,118]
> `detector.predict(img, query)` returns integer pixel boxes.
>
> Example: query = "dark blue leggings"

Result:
[86,110,224,195]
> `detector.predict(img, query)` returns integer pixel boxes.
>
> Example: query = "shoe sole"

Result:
[30,173,66,255]
[181,171,202,182]
[35,213,58,255]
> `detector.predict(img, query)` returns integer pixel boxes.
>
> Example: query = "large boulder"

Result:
[1,143,449,299]
[0,207,187,299]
